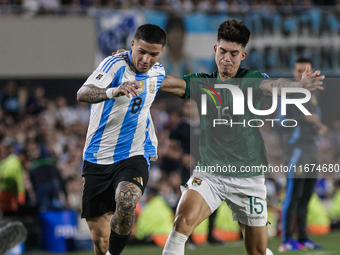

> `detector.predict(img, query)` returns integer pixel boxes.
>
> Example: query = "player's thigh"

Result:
[174,189,212,233]
[86,212,113,240]
[175,173,224,233]
[239,222,267,255]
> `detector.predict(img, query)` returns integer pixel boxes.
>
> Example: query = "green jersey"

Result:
[183,68,270,177]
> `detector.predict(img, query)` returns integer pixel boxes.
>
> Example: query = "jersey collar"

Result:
[127,51,134,67]
[217,67,242,82]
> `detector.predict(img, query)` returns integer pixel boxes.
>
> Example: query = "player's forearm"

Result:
[259,78,301,97]
[160,75,187,98]
[77,84,109,103]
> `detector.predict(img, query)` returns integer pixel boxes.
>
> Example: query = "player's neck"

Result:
[219,73,235,81]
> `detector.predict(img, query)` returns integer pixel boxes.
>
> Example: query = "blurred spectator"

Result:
[150,99,170,134]
[330,119,340,157]
[28,142,68,210]
[169,99,200,182]
[171,0,193,13]
[0,148,27,212]
[0,81,21,123]
[65,175,82,211]
[74,101,90,126]
[25,86,48,116]
[160,16,193,77]
[55,96,78,127]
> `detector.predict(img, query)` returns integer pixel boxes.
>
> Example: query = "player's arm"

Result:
[77,81,140,103]
[160,75,187,98]
[259,66,325,97]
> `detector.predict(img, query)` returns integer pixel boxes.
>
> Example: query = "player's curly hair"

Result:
[217,19,251,48]
[134,24,166,46]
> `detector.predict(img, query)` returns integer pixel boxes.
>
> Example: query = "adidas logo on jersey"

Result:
[133,177,143,186]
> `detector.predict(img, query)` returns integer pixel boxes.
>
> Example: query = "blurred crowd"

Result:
[1,0,340,16]
[0,80,87,214]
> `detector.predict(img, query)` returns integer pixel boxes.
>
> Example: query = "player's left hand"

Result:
[301,65,325,91]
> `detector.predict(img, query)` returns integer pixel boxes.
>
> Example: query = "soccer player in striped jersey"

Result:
[77,24,167,255]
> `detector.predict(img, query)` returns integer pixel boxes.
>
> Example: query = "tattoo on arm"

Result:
[77,85,108,103]
[260,78,300,97]
[111,181,142,235]
[119,82,130,91]
[77,82,133,103]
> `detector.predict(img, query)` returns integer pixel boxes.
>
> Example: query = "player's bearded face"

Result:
[214,40,247,79]
[131,39,164,74]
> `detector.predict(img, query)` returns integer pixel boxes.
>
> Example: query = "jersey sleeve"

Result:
[181,73,206,99]
[249,71,271,98]
[83,55,126,89]
[153,62,166,92]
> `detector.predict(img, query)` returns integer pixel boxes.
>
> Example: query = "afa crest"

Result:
[192,177,202,187]
[149,81,156,94]
[137,80,145,93]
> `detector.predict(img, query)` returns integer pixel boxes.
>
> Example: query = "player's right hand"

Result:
[113,80,141,98]
[111,49,128,55]
[300,65,325,92]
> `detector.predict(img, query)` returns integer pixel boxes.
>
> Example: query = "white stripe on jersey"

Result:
[96,70,136,164]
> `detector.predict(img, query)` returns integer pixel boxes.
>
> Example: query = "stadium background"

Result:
[1,0,340,254]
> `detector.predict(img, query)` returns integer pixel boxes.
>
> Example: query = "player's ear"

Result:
[214,44,217,54]
[131,39,135,48]
[241,51,247,61]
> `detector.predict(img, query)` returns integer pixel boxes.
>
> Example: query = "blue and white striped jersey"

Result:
[82,51,165,165]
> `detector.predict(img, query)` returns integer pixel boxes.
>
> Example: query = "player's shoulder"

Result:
[238,68,270,78]
[98,53,127,73]
[183,72,214,80]
[150,62,166,76]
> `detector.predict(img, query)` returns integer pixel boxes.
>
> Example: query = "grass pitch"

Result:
[65,230,340,255]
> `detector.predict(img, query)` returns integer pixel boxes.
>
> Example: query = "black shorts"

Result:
[81,155,149,219]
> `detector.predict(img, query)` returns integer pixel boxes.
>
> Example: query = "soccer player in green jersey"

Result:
[159,19,324,255]
[112,18,324,255]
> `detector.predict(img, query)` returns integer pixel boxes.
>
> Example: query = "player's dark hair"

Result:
[295,56,312,65]
[134,24,166,46]
[217,19,251,48]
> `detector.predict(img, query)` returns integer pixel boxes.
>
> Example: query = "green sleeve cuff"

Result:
[180,76,191,99]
